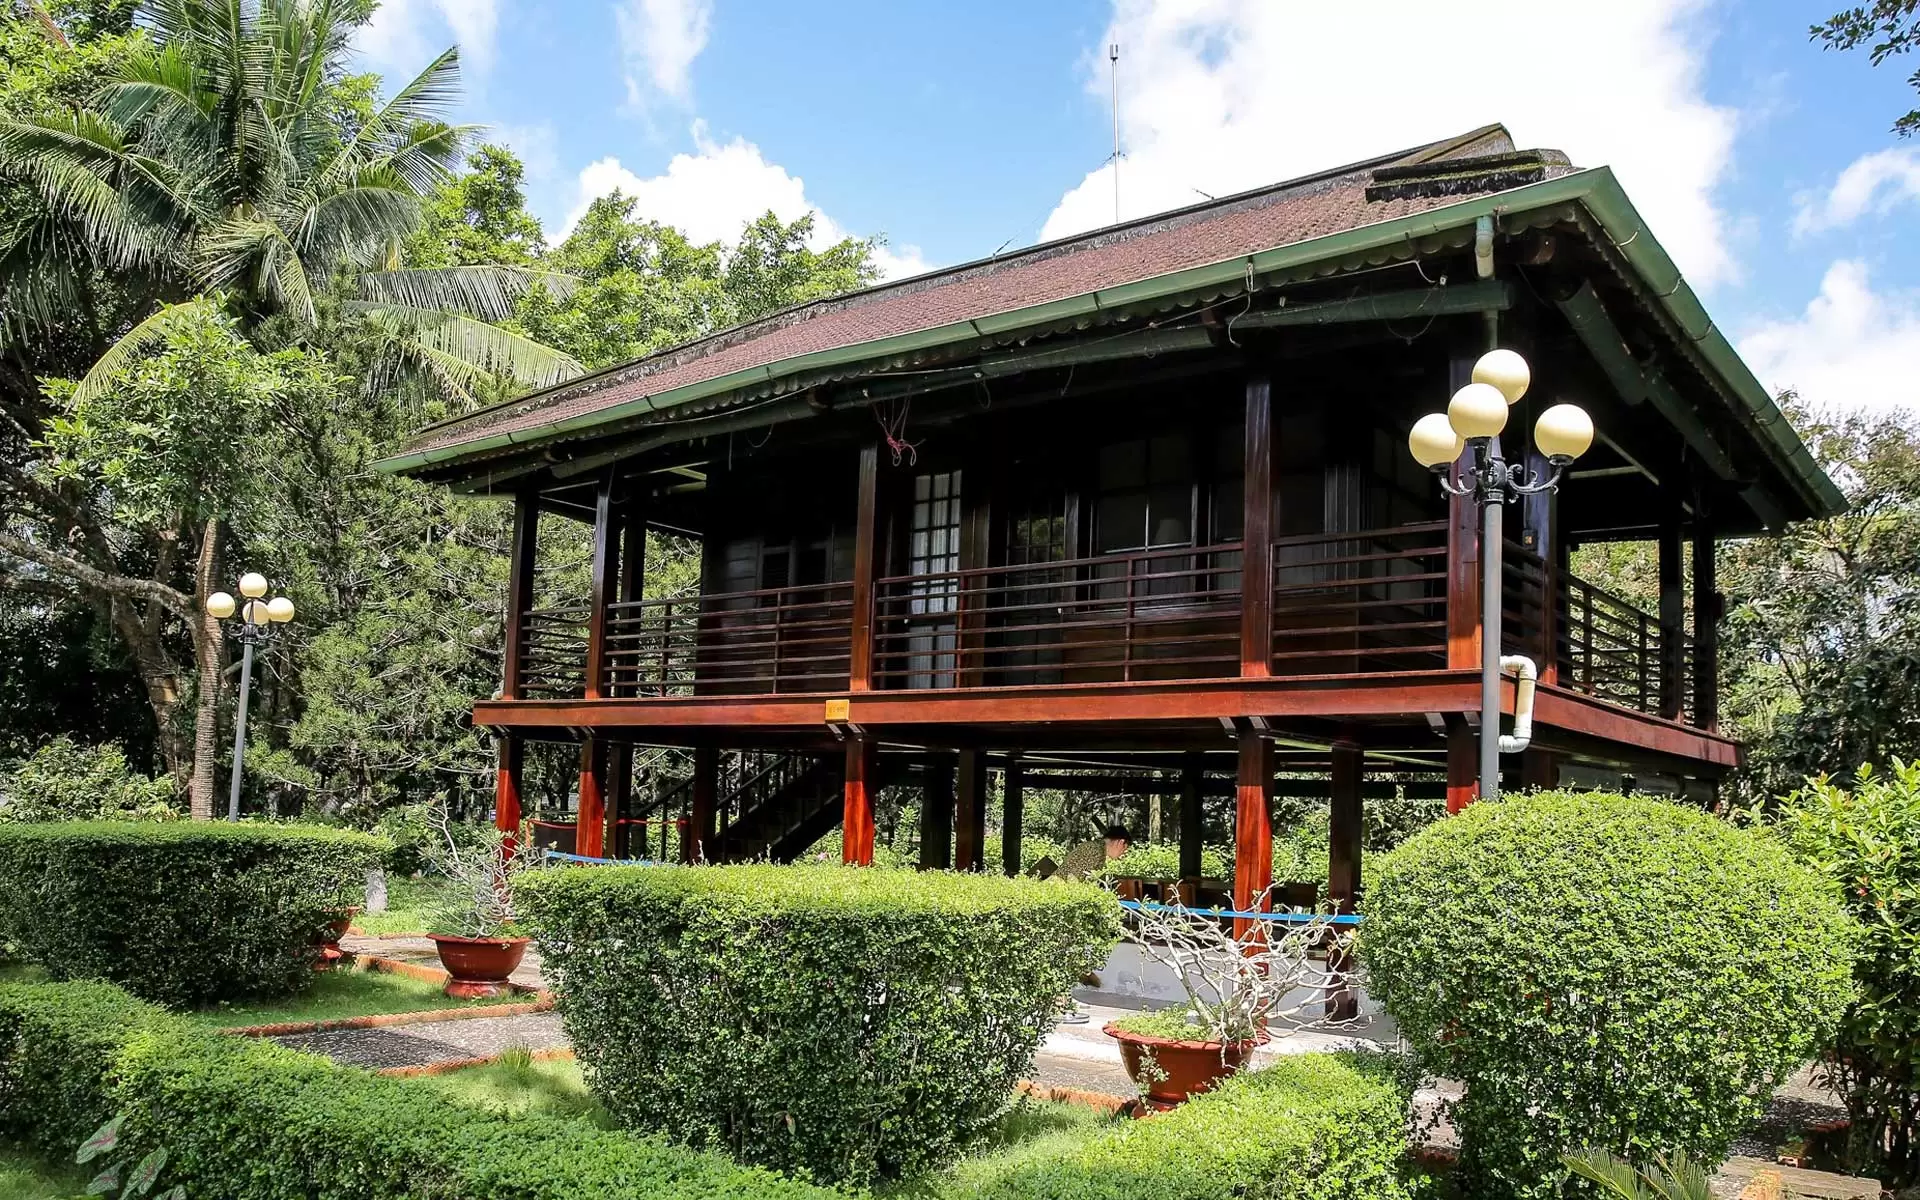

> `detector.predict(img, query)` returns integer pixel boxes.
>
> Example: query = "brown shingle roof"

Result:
[396,123,1555,467]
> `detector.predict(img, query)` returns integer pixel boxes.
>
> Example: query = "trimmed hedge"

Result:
[0,822,383,1006]
[1361,791,1856,1198]
[0,980,833,1200]
[518,863,1123,1187]
[938,1053,1411,1200]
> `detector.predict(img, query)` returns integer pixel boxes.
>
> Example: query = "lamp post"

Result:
[1407,349,1595,800]
[205,572,295,821]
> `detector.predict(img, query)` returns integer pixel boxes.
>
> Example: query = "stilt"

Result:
[686,745,717,863]
[1233,731,1274,942]
[1178,753,1205,883]
[605,742,631,859]
[1327,743,1363,914]
[494,734,524,857]
[955,749,986,871]
[1001,756,1024,877]
[1445,715,1478,814]
[920,754,954,870]
[576,737,607,860]
[843,737,877,866]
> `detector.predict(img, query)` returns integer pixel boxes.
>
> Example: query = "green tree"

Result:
[1815,2,1920,136]
[404,143,545,270]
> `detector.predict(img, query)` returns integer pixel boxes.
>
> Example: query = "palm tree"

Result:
[0,0,583,405]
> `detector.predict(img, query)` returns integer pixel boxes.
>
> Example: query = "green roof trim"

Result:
[375,168,1844,521]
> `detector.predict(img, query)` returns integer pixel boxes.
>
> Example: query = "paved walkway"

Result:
[276,1011,568,1069]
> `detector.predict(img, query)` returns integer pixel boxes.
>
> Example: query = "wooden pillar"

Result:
[1691,520,1719,731]
[919,754,954,870]
[955,749,987,871]
[1523,449,1559,685]
[615,498,647,697]
[1327,743,1363,914]
[494,734,524,855]
[1178,753,1205,881]
[1445,713,1477,814]
[1241,374,1274,677]
[1232,731,1274,941]
[686,745,717,863]
[576,736,607,859]
[583,474,619,700]
[842,737,877,866]
[848,444,881,692]
[1659,514,1686,720]
[501,493,538,700]
[1446,358,1482,676]
[1001,757,1024,877]
[605,743,631,859]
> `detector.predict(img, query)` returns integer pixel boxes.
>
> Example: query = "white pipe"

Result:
[1498,654,1538,755]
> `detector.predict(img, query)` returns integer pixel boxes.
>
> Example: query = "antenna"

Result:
[1109,42,1121,225]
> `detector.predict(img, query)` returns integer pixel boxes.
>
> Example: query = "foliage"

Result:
[1761,762,1920,1185]
[0,595,153,767]
[422,809,529,938]
[1361,791,1857,1198]
[73,1113,185,1200]
[927,1052,1411,1200]
[0,821,381,1005]
[0,979,835,1200]
[1563,1148,1712,1200]
[1096,841,1229,880]
[984,834,1067,876]
[374,800,482,876]
[1815,1,1920,136]
[420,1053,611,1127]
[0,736,176,822]
[517,863,1122,1186]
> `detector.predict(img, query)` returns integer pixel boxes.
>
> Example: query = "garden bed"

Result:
[187,961,543,1033]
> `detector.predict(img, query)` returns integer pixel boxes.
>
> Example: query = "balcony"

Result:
[508,519,1696,725]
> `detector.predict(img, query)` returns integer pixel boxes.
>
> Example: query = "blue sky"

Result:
[355,0,1920,415]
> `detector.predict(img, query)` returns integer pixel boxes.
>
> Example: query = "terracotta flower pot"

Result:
[314,906,362,970]
[1104,1022,1258,1107]
[427,933,529,998]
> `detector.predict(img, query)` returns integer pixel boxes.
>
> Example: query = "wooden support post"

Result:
[614,497,647,698]
[605,742,631,859]
[920,754,955,870]
[494,734,524,856]
[1692,520,1719,731]
[1233,731,1274,941]
[583,474,619,700]
[1328,743,1363,914]
[1659,514,1686,720]
[576,736,607,860]
[686,745,717,863]
[501,494,538,700]
[1001,757,1024,877]
[955,749,987,871]
[1524,449,1559,685]
[1241,374,1274,677]
[842,737,877,866]
[849,444,881,692]
[1446,714,1478,814]
[1179,753,1205,882]
[1446,359,1481,675]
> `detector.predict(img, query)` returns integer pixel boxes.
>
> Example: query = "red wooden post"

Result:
[920,754,955,870]
[1241,374,1274,677]
[955,749,987,871]
[1232,730,1274,941]
[849,444,881,693]
[686,745,717,863]
[1327,742,1363,913]
[1445,713,1477,814]
[494,734,524,854]
[502,493,538,701]
[576,736,607,859]
[583,474,618,700]
[605,743,631,859]
[1000,756,1024,877]
[842,737,877,865]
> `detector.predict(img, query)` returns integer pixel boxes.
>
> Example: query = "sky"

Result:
[353,0,1920,417]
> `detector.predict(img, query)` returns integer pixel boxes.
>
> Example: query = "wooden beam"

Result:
[605,743,631,858]
[920,754,955,870]
[849,443,881,692]
[1241,373,1275,677]
[1691,521,1720,732]
[576,736,607,859]
[1233,731,1274,941]
[1234,278,1512,329]
[1179,753,1205,880]
[1658,513,1686,720]
[495,734,524,857]
[501,493,538,700]
[1001,757,1024,877]
[1446,713,1477,814]
[955,749,987,871]
[842,737,877,865]
[583,474,618,700]
[1327,743,1363,914]
[687,745,717,863]
[1446,359,1481,672]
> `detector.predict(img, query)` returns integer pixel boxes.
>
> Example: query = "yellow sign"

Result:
[824,698,851,722]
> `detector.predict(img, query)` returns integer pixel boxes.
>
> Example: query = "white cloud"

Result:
[560,126,932,280]
[616,0,713,110]
[1043,0,1740,290]
[1739,260,1920,415]
[1792,146,1920,237]
[356,0,500,78]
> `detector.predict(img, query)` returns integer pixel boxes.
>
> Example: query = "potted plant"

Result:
[313,903,361,969]
[424,807,532,998]
[1104,894,1362,1108]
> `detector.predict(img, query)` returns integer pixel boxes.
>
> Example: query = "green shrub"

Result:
[517,863,1123,1187]
[1763,763,1920,1187]
[983,835,1065,876]
[0,738,177,823]
[0,980,832,1200]
[0,822,382,1006]
[372,801,482,876]
[1362,791,1856,1198]
[933,1052,1410,1200]
[1095,842,1229,880]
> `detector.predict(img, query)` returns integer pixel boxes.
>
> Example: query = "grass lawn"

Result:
[0,961,48,984]
[182,964,529,1029]
[0,1142,86,1199]
[417,1051,612,1128]
[354,874,457,935]
[880,1100,1120,1196]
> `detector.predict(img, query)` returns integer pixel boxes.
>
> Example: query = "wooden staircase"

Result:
[706,751,845,863]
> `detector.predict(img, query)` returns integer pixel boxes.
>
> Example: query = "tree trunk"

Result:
[186,519,223,820]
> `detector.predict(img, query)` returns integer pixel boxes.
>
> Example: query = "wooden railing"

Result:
[1269,522,1449,674]
[873,543,1244,688]
[1558,576,1687,717]
[516,606,590,699]
[602,583,854,697]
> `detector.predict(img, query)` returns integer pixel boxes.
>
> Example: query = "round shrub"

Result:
[517,863,1122,1187]
[0,822,383,1007]
[1361,791,1855,1197]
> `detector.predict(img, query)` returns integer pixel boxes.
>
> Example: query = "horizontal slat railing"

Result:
[1558,575,1672,716]
[516,606,590,699]
[601,583,854,697]
[1269,521,1449,675]
[874,543,1244,688]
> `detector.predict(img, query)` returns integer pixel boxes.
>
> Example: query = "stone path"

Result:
[275,1011,569,1070]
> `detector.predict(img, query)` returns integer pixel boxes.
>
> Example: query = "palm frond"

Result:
[348,300,584,388]
[299,183,424,273]
[370,120,477,197]
[69,297,225,406]
[312,47,465,195]
[356,266,581,320]
[0,114,185,267]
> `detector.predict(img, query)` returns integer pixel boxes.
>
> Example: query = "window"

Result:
[1094,434,1193,553]
[905,470,962,688]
